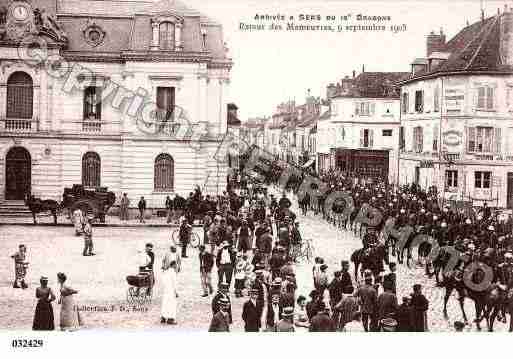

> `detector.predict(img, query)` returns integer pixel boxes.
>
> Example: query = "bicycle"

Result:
[171,229,201,249]
[292,238,314,263]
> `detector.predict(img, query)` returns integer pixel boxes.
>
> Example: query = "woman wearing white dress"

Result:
[160,258,178,325]
[57,272,82,331]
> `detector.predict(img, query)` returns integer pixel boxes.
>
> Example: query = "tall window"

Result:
[434,86,440,112]
[467,126,497,153]
[355,102,374,116]
[159,22,175,50]
[402,92,409,114]
[7,72,33,119]
[415,90,424,113]
[156,87,175,122]
[399,126,405,150]
[445,170,458,188]
[154,153,174,191]
[477,86,495,110]
[432,124,438,151]
[82,152,101,188]
[83,87,102,131]
[413,126,423,153]
[474,171,491,189]
[361,129,373,148]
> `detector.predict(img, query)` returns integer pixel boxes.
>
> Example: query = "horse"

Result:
[441,263,510,331]
[25,194,60,225]
[351,242,389,283]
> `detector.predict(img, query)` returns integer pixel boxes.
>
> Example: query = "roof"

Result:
[0,0,229,61]
[318,110,331,121]
[333,72,409,99]
[400,12,513,84]
[242,117,266,129]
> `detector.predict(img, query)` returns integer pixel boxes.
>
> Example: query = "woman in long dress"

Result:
[32,276,56,330]
[160,259,178,325]
[57,272,81,331]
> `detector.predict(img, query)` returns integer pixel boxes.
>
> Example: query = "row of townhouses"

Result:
[241,8,513,208]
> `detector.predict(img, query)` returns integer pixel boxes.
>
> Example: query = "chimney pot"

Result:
[352,70,356,78]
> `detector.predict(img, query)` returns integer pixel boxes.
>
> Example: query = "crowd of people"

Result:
[10,163,513,332]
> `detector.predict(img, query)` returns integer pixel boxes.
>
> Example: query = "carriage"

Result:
[126,273,153,304]
[62,184,116,223]
[171,229,201,248]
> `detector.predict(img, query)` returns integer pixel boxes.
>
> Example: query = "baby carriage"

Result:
[126,272,153,304]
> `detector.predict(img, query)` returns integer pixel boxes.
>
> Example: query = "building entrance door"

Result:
[5,147,31,200]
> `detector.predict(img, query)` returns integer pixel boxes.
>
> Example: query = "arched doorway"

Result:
[5,147,31,200]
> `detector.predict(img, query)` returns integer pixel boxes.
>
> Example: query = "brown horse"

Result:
[25,194,60,225]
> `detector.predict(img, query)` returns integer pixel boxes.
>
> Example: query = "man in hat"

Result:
[396,296,413,332]
[82,216,95,256]
[11,244,28,289]
[309,302,335,332]
[216,241,235,288]
[209,297,231,332]
[120,193,130,221]
[242,289,261,332]
[340,260,354,294]
[377,280,398,329]
[266,290,283,331]
[137,196,146,223]
[276,307,295,332]
[212,282,232,324]
[199,245,214,297]
[256,227,273,268]
[355,274,377,332]
[410,284,429,332]
[178,216,192,258]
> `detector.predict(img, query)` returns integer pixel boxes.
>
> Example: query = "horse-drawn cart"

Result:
[62,184,116,223]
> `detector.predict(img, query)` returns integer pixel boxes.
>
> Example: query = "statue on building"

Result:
[34,8,68,42]
[0,6,7,26]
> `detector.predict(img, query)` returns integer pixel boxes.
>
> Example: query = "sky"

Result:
[183,0,508,121]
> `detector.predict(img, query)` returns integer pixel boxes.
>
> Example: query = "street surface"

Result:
[0,193,510,331]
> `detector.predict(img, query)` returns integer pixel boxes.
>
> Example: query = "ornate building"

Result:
[0,0,232,207]
[398,8,513,208]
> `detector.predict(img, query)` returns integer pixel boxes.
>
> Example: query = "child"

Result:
[234,253,249,297]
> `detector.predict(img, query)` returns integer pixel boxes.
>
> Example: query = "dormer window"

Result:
[201,28,207,49]
[159,22,175,50]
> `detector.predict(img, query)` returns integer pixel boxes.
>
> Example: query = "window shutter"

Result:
[360,128,364,147]
[370,103,375,115]
[96,87,102,120]
[369,129,374,147]
[495,127,502,153]
[486,87,494,110]
[433,124,438,151]
[477,87,485,109]
[355,102,360,116]
[467,127,475,152]
[419,127,423,152]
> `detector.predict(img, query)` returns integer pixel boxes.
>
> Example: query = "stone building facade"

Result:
[0,0,232,207]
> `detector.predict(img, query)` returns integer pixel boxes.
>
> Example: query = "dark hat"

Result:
[218,297,230,306]
[145,243,153,248]
[219,282,230,290]
[40,276,48,281]
[454,321,465,330]
[282,307,294,317]
[320,264,328,271]
[413,284,422,291]
[341,260,349,265]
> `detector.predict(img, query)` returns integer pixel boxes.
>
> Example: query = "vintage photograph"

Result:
[1,0,513,341]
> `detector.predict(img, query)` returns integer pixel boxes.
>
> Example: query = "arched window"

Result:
[7,72,33,119]
[82,152,101,188]
[159,22,175,50]
[154,153,174,191]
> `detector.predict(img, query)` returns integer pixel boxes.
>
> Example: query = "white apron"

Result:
[161,269,177,319]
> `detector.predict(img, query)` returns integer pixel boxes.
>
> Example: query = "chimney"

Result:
[362,64,365,73]
[500,4,513,65]
[352,70,356,78]
[426,30,446,56]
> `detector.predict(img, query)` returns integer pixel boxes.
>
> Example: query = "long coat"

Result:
[242,300,261,332]
[209,311,230,332]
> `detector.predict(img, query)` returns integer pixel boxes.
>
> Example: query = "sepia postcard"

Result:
[1,0,513,356]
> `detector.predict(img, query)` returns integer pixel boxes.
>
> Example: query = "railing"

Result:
[82,119,102,132]
[1,118,38,133]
